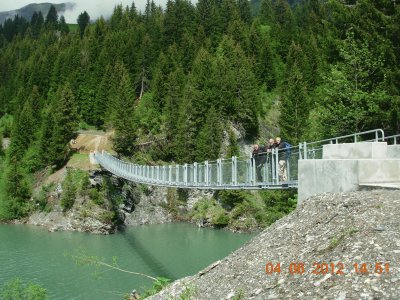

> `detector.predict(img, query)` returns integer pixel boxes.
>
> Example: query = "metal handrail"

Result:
[305,129,384,147]
[385,134,400,145]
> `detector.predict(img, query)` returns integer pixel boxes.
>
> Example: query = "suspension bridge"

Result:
[94,129,399,191]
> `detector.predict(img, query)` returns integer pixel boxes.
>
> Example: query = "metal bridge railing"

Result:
[94,129,386,190]
[385,134,400,145]
[299,129,385,160]
[95,147,298,190]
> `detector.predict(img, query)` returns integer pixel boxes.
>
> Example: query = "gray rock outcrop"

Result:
[148,190,400,299]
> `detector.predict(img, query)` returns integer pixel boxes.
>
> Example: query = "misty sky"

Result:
[0,0,169,23]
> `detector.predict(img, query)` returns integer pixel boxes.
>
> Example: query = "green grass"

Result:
[67,153,91,170]
[67,24,79,32]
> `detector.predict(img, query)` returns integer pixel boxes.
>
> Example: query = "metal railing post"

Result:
[217,159,222,186]
[194,162,198,186]
[303,142,308,160]
[299,143,303,160]
[205,161,209,186]
[184,164,188,186]
[232,156,237,186]
[250,157,256,185]
[275,148,279,184]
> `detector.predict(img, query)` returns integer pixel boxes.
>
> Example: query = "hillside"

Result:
[149,190,400,299]
[0,2,74,24]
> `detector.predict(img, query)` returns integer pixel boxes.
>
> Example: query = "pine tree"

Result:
[174,97,197,163]
[259,0,274,25]
[61,169,76,211]
[238,0,252,25]
[49,83,78,167]
[215,37,259,137]
[226,129,240,157]
[59,16,69,35]
[5,158,31,218]
[77,11,90,38]
[112,68,137,157]
[45,5,59,30]
[279,64,309,144]
[195,106,222,161]
[8,89,39,161]
[163,67,186,159]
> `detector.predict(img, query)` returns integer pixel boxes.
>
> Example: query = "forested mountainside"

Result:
[0,0,399,220]
[0,3,74,25]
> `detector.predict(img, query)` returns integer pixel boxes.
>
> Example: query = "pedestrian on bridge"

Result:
[266,138,276,181]
[252,144,266,182]
[275,137,290,182]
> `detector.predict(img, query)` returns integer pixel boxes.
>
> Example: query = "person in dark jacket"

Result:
[252,144,265,182]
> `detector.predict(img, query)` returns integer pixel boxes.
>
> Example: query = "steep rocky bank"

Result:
[23,169,214,234]
[148,190,400,299]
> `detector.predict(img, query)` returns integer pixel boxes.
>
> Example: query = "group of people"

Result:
[252,137,291,182]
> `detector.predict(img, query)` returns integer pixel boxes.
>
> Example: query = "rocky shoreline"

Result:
[148,190,400,300]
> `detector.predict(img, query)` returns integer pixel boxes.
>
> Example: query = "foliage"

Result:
[1,0,400,219]
[0,114,13,137]
[217,190,248,210]
[77,11,90,38]
[1,278,48,300]
[61,169,77,211]
[140,277,171,299]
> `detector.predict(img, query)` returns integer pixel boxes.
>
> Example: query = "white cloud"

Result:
[0,0,169,23]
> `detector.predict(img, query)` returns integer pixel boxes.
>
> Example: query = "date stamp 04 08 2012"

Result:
[265,262,391,275]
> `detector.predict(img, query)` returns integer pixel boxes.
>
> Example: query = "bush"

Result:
[99,210,115,224]
[141,277,170,298]
[192,198,230,227]
[217,190,249,210]
[211,206,229,226]
[1,278,48,300]
[89,189,103,206]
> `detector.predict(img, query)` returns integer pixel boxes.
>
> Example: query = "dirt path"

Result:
[71,131,113,153]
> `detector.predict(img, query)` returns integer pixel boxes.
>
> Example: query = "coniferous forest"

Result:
[0,0,399,219]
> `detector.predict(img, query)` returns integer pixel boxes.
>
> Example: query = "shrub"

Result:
[99,210,115,224]
[211,206,229,226]
[141,277,170,298]
[217,190,248,210]
[61,170,77,211]
[89,189,103,206]
[1,278,48,300]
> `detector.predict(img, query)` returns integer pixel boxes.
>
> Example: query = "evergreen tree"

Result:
[238,0,252,25]
[174,97,197,163]
[5,158,31,218]
[163,67,186,159]
[49,83,78,167]
[259,0,274,25]
[226,128,240,157]
[279,64,309,144]
[77,11,90,38]
[112,67,137,157]
[45,5,59,29]
[8,88,39,161]
[61,169,76,211]
[215,37,259,136]
[196,106,222,161]
[59,16,69,35]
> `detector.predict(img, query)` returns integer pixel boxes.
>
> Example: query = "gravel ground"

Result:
[148,190,400,300]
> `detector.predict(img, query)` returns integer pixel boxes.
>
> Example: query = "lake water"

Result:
[0,223,254,299]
